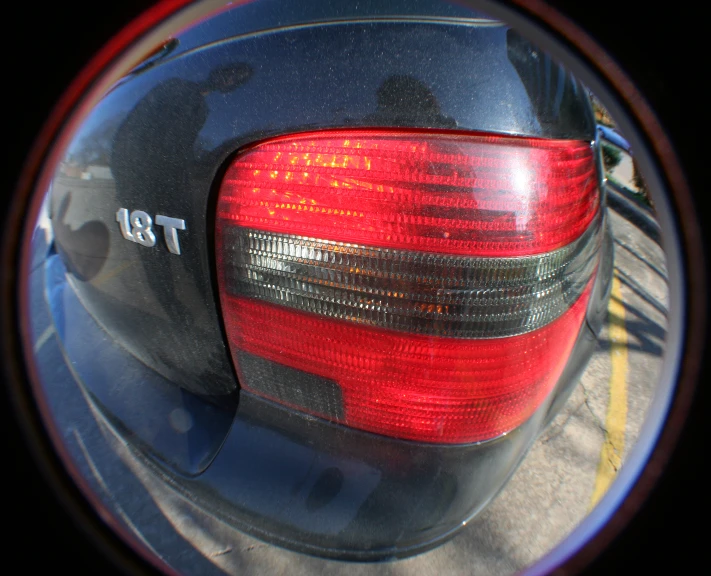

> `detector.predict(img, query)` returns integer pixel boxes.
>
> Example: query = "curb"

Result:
[606,183,661,246]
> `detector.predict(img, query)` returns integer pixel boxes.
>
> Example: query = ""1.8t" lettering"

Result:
[116,208,186,255]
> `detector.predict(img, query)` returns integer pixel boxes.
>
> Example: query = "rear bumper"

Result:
[30,211,612,560]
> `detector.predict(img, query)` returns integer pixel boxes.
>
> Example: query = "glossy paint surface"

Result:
[51,13,595,397]
[43,1,606,559]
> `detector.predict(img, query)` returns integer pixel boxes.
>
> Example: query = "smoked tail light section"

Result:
[215,130,601,444]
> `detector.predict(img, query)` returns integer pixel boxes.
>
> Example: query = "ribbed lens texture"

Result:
[224,285,591,443]
[218,130,598,257]
[222,225,599,338]
[216,130,600,444]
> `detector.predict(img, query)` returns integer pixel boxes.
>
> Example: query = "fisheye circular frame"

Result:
[3,1,703,575]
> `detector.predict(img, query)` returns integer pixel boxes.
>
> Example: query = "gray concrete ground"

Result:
[30,184,668,575]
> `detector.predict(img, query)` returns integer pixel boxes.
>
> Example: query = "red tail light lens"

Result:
[217,130,598,257]
[216,130,600,443]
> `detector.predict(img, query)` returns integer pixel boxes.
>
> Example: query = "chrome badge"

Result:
[116,208,186,255]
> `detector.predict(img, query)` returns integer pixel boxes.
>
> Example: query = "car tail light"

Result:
[215,130,600,443]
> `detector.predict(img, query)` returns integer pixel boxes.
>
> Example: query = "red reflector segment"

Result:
[224,282,591,444]
[216,129,601,444]
[218,130,598,257]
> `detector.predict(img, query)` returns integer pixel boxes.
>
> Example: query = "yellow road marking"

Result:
[590,274,629,508]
